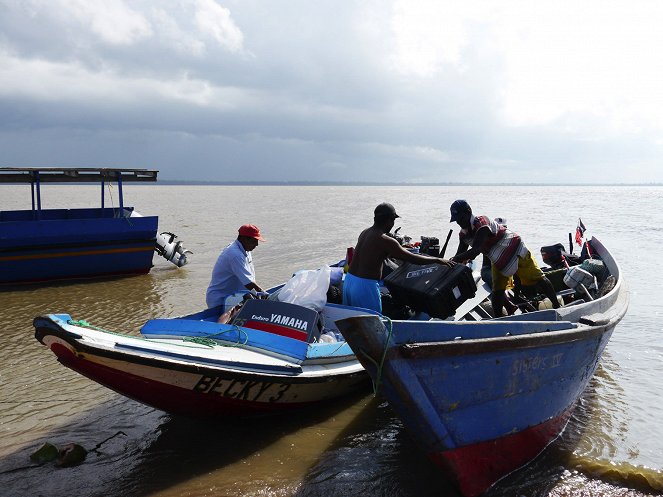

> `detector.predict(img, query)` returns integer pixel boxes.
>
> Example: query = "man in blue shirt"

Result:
[206,224,266,311]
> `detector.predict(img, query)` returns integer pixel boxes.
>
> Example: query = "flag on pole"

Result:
[575,218,586,246]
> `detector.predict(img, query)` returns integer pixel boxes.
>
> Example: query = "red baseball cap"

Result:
[238,224,266,241]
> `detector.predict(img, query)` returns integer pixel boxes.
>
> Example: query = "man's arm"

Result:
[385,236,455,267]
[452,227,489,263]
[245,281,265,293]
[455,239,469,256]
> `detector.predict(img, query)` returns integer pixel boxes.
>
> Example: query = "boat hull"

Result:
[430,405,573,497]
[0,207,157,285]
[340,317,619,495]
[34,317,368,417]
[337,238,628,496]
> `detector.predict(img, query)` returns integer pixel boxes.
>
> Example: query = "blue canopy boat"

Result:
[336,236,628,496]
[0,167,189,285]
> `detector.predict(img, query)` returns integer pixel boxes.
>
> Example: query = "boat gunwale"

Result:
[393,239,628,358]
[33,317,364,382]
[398,278,626,357]
[397,319,615,358]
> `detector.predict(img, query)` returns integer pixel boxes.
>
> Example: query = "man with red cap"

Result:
[206,224,266,311]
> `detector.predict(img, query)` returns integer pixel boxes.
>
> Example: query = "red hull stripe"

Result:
[245,320,308,341]
[0,245,155,262]
[49,343,307,417]
[429,408,573,497]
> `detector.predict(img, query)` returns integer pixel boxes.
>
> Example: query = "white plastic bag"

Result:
[277,266,331,311]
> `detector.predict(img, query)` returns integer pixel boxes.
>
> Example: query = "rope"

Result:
[359,316,394,396]
[88,431,127,455]
[67,319,114,334]
[105,181,133,224]
[106,182,116,216]
[183,326,249,348]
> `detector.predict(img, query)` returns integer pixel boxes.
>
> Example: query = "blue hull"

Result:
[337,238,628,496]
[0,207,157,284]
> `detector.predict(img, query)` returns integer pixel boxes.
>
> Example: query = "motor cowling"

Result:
[155,231,192,267]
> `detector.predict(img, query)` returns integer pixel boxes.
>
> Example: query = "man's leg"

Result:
[536,277,560,309]
[490,265,509,317]
[491,291,506,317]
[516,251,561,309]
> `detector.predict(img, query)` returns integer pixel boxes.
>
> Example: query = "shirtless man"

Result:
[343,202,455,312]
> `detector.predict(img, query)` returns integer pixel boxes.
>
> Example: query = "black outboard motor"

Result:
[420,236,440,256]
[540,243,580,270]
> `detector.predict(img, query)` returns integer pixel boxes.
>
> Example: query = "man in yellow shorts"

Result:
[449,200,559,316]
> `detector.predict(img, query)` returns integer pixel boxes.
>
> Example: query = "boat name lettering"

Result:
[511,353,563,375]
[192,375,291,403]
[406,267,437,279]
[270,314,308,331]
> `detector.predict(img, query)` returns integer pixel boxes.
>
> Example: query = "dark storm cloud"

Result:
[1,1,662,183]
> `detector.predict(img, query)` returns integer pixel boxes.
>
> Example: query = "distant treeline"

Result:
[156,180,663,186]
[3,180,659,186]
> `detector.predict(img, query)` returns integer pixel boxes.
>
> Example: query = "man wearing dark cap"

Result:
[206,224,266,311]
[449,200,559,316]
[343,203,455,313]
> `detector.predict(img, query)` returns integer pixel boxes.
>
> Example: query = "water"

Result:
[0,184,661,496]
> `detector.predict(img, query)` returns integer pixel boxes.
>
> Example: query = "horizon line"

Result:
[155,180,663,186]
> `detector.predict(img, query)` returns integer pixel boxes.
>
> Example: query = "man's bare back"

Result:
[348,220,455,281]
[349,226,401,280]
[342,203,455,313]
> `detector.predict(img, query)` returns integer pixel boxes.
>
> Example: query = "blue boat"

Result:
[1,167,189,285]
[336,237,628,496]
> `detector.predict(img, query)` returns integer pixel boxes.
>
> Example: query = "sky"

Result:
[1,0,662,184]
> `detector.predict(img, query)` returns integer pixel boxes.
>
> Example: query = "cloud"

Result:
[61,0,153,46]
[193,0,244,53]
[0,0,662,183]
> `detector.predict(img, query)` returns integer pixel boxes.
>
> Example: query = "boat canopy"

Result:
[0,167,159,215]
[0,167,157,183]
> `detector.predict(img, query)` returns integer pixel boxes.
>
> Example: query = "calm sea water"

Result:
[0,184,661,497]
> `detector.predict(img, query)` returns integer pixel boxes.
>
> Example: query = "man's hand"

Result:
[436,258,456,267]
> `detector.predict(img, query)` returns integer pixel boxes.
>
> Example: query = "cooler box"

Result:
[384,262,477,319]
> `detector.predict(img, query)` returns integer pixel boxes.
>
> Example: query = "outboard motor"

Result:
[155,232,192,267]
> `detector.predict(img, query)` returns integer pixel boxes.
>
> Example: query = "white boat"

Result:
[34,296,377,417]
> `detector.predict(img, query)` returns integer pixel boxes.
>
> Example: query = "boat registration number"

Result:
[511,352,564,375]
[192,375,291,403]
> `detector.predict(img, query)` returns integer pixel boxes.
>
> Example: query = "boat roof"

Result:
[0,167,158,184]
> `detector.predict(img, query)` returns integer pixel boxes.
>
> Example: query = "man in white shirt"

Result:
[206,224,266,311]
